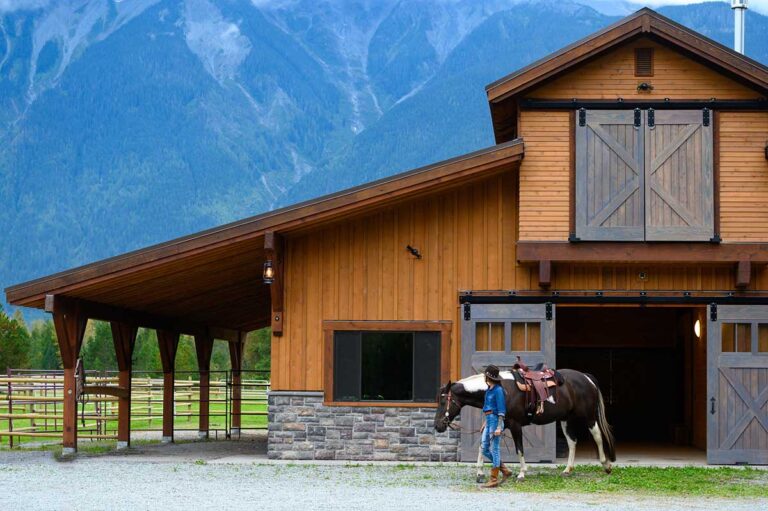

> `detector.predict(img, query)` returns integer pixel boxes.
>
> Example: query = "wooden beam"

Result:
[264,231,284,336]
[194,332,214,438]
[110,321,137,448]
[44,294,239,342]
[229,333,245,433]
[51,302,87,453]
[538,260,552,289]
[157,330,179,443]
[736,260,751,289]
[517,242,768,264]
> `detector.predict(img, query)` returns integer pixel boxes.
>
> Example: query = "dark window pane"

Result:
[413,332,441,402]
[334,331,361,401]
[361,332,413,401]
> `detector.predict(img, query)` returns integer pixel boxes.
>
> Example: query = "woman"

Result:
[480,365,512,488]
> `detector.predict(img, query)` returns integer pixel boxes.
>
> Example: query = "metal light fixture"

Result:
[694,319,702,339]
[406,245,422,259]
[263,260,275,284]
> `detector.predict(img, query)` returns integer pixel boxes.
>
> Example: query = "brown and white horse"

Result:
[434,369,615,482]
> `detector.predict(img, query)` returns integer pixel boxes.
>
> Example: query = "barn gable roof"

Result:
[487,8,768,143]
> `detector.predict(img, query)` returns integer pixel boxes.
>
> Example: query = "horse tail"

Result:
[585,373,616,462]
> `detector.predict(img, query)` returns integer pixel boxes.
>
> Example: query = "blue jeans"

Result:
[481,414,502,468]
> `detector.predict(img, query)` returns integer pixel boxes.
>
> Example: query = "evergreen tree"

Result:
[80,320,117,371]
[29,319,61,369]
[175,336,198,374]
[210,340,231,373]
[243,327,271,376]
[132,328,161,373]
[0,305,31,371]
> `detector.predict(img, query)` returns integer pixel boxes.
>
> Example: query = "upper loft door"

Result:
[575,109,714,242]
[707,305,768,465]
[645,110,714,241]
[460,303,556,463]
[575,110,645,241]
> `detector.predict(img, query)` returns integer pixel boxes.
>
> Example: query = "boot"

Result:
[499,463,513,483]
[481,468,500,488]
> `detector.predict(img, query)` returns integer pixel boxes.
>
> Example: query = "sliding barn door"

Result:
[645,110,714,241]
[460,303,556,463]
[708,305,768,465]
[575,110,644,241]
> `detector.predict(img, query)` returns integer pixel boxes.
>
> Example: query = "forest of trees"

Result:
[0,305,270,376]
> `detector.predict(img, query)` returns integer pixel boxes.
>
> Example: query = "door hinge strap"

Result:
[463,302,471,321]
[703,108,711,127]
[709,303,717,322]
[545,302,553,321]
[647,108,655,129]
[578,108,586,127]
[634,108,641,128]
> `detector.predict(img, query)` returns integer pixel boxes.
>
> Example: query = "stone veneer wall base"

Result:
[267,391,460,462]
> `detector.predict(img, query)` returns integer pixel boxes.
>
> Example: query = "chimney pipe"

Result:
[732,0,748,54]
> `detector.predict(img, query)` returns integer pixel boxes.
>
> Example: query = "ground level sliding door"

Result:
[460,303,556,462]
[708,305,768,464]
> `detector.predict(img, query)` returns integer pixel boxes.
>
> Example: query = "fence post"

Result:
[7,368,12,448]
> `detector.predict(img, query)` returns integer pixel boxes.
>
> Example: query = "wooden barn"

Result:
[5,8,768,464]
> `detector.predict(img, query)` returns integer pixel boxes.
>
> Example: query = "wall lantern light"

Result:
[263,260,275,284]
[694,319,702,339]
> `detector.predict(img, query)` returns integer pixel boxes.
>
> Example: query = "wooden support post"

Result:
[111,321,137,449]
[157,330,179,443]
[538,260,552,289]
[736,259,751,289]
[229,333,245,436]
[194,332,214,439]
[49,297,87,454]
[265,231,285,336]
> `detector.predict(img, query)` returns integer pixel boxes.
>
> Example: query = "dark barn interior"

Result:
[556,306,707,454]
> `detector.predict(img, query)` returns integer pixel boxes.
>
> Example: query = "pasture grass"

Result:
[497,465,768,498]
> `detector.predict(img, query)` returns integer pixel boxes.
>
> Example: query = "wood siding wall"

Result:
[719,112,768,241]
[272,174,519,390]
[530,38,762,100]
[518,110,571,240]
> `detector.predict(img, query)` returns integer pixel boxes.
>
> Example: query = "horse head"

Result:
[434,380,463,432]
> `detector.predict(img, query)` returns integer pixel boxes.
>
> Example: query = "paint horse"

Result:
[434,369,616,482]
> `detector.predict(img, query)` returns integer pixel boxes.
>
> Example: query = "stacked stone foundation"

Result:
[267,391,460,461]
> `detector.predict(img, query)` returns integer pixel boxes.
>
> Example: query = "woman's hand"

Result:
[494,427,502,437]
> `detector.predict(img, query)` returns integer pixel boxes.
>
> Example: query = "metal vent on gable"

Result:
[634,48,654,77]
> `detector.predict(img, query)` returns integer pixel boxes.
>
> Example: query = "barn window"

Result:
[327,323,448,404]
[575,109,714,241]
[475,322,504,351]
[721,323,751,353]
[634,48,654,76]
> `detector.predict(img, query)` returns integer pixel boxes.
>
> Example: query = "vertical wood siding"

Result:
[273,174,519,390]
[518,110,571,240]
[529,39,762,100]
[719,112,768,241]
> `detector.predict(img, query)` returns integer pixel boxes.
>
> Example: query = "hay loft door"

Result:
[460,303,556,463]
[707,305,768,465]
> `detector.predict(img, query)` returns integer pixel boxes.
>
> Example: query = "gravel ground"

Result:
[1,441,765,511]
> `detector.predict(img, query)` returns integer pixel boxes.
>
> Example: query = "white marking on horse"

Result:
[458,371,515,393]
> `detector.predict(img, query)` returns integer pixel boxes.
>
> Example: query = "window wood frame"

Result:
[322,320,452,407]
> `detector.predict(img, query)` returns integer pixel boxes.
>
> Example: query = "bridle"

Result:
[440,388,463,430]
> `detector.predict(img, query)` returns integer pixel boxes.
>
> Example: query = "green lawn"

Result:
[490,465,768,497]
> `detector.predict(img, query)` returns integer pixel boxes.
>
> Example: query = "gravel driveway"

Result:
[0,441,764,511]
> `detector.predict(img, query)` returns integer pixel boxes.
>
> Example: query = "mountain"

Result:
[1,1,767,312]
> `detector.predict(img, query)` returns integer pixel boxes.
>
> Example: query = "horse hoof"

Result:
[561,470,573,477]
[604,466,612,475]
[516,474,525,482]
[476,475,486,484]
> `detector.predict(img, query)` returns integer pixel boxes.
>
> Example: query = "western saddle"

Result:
[512,356,560,416]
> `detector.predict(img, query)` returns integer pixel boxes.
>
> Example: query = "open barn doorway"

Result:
[556,306,707,462]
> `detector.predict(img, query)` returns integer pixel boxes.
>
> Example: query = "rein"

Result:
[441,389,484,435]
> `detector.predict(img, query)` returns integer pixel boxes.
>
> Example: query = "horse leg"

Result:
[476,423,486,483]
[560,421,577,475]
[588,422,612,474]
[510,423,527,481]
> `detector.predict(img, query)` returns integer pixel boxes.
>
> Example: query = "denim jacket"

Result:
[482,383,506,416]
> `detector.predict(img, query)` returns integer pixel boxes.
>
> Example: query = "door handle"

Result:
[710,397,716,415]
